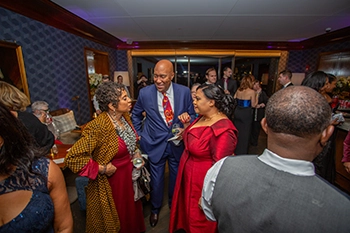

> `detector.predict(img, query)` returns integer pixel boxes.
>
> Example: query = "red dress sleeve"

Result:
[78,158,99,180]
[209,119,238,162]
[342,131,350,163]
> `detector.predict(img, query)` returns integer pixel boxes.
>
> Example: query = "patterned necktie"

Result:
[162,92,174,127]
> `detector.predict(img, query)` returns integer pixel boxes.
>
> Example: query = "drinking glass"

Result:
[171,123,180,136]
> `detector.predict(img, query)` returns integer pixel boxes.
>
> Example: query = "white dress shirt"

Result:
[201,149,315,221]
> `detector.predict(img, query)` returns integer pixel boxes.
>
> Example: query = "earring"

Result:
[112,109,116,116]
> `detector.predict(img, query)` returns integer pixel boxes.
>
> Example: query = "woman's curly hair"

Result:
[95,82,127,112]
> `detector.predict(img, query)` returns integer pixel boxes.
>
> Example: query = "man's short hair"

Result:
[31,101,49,112]
[265,86,331,137]
[279,69,292,80]
[223,67,231,72]
[206,67,216,76]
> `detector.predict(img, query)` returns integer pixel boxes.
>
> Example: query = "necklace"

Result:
[108,112,124,128]
[203,112,221,121]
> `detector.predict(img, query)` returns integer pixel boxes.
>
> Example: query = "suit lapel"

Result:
[173,84,181,119]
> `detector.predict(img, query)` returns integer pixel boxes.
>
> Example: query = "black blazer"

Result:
[217,78,238,96]
[253,91,269,122]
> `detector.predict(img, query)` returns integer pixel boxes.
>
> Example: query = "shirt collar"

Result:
[258,149,315,176]
[160,82,173,95]
[284,81,291,87]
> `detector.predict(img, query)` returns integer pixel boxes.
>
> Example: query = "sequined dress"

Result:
[0,157,54,233]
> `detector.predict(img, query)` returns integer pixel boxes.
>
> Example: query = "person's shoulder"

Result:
[211,118,237,135]
[139,84,155,94]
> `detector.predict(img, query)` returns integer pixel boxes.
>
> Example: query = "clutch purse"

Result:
[132,166,151,201]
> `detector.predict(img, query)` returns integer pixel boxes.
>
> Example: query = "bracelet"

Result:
[101,165,107,174]
[134,149,141,155]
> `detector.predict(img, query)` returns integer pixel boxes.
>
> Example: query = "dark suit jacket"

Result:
[18,111,54,154]
[253,91,269,122]
[217,78,237,96]
[131,83,195,163]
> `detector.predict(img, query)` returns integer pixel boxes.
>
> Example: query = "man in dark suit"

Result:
[132,59,195,227]
[278,69,293,88]
[217,67,237,96]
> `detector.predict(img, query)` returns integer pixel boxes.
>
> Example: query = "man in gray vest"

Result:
[201,86,350,233]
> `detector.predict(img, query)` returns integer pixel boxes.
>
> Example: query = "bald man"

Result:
[202,86,350,232]
[132,60,195,227]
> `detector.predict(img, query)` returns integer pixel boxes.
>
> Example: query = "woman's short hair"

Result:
[95,82,126,112]
[0,81,30,111]
[198,83,236,119]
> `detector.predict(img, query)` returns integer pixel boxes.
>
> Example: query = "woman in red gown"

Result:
[170,83,238,233]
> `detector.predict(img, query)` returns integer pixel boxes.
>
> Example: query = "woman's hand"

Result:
[131,151,145,170]
[99,163,117,176]
[105,163,117,176]
[178,112,191,129]
[178,112,191,124]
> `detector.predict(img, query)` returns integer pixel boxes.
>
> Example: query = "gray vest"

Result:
[212,155,350,233]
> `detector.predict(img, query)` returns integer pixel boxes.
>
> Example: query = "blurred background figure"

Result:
[0,81,54,154]
[250,80,269,147]
[93,74,111,115]
[233,75,257,155]
[322,73,337,105]
[170,83,237,233]
[205,67,217,84]
[301,71,338,183]
[32,100,60,141]
[116,74,131,97]
[190,83,201,101]
[134,74,150,98]
[0,103,73,233]
[217,67,237,96]
[65,82,145,233]
[278,69,293,88]
[342,131,350,174]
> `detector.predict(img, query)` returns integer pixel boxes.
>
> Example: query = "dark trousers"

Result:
[250,120,261,146]
[149,143,179,214]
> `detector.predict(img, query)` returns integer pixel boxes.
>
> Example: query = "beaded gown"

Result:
[0,158,54,233]
[169,117,237,233]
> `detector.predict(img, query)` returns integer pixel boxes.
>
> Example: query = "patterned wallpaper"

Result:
[288,41,350,76]
[0,7,127,124]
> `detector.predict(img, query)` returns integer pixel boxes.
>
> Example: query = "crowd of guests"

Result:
[1,60,350,233]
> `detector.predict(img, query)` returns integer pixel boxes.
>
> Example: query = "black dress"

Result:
[234,99,253,155]
[250,91,269,146]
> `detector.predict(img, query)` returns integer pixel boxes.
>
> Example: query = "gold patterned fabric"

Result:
[65,112,134,233]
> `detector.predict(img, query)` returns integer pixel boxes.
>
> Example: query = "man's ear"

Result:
[320,125,334,147]
[261,118,268,134]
